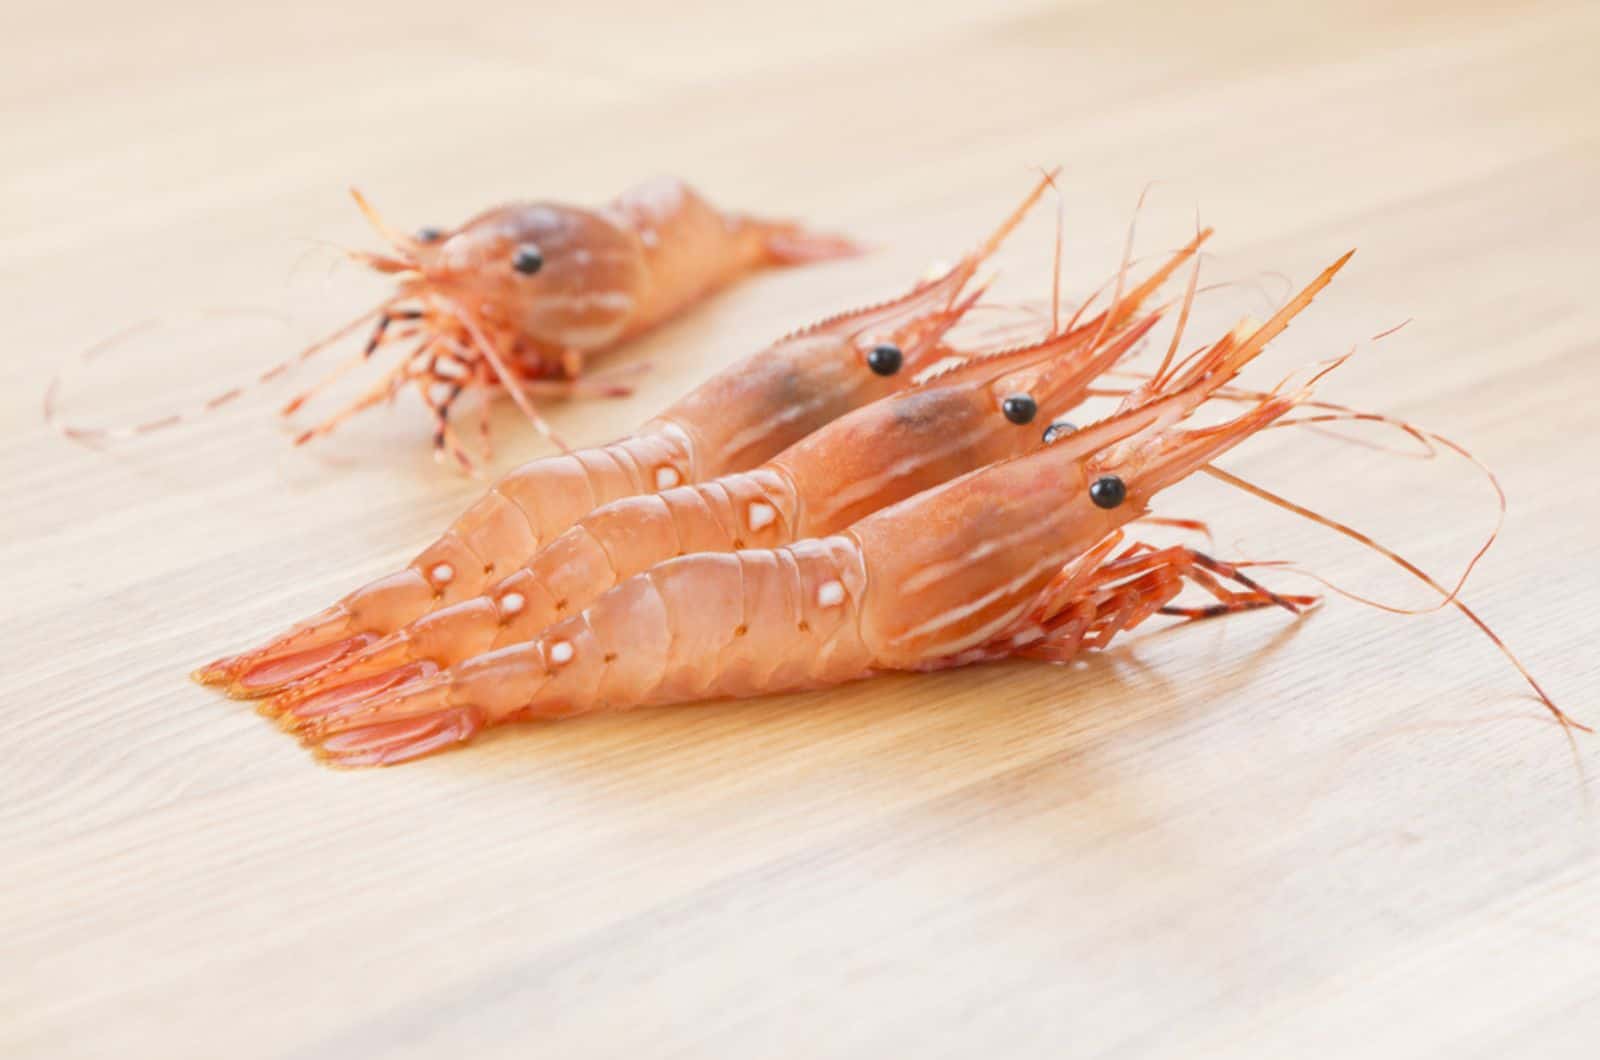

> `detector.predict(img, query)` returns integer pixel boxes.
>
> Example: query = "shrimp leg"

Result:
[1007,545,1317,664]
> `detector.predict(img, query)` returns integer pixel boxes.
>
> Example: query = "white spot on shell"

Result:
[548,640,575,665]
[817,581,846,607]
[640,229,659,248]
[921,259,952,282]
[430,564,454,585]
[655,466,680,490]
[747,502,776,531]
[499,592,525,617]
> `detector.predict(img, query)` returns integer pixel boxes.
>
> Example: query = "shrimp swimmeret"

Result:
[195,175,1060,696]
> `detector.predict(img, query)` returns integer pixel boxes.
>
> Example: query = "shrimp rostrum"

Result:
[196,176,1060,696]
[297,253,1354,766]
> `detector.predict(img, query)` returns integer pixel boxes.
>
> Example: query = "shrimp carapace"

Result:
[289,252,1340,765]
[195,175,1060,696]
[266,229,1219,724]
[304,178,863,457]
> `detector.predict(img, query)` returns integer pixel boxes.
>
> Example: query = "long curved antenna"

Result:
[1201,463,1584,733]
[44,305,384,445]
[349,187,421,256]
[1150,212,1206,389]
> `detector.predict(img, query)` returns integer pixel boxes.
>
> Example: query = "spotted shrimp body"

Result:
[196,177,1059,695]
[295,255,1352,765]
[269,230,1216,724]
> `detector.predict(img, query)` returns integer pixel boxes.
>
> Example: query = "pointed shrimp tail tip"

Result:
[192,659,233,686]
[273,661,437,732]
[266,633,422,714]
[298,674,483,766]
[313,707,485,769]
[194,601,362,688]
[226,633,379,699]
[755,222,868,265]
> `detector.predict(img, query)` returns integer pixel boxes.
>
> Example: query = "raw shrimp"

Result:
[270,229,1215,726]
[195,176,1058,696]
[302,178,865,453]
[293,251,1343,765]
[49,178,860,465]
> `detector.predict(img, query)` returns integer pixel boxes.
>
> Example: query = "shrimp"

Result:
[194,175,1059,696]
[301,178,864,451]
[290,252,1345,766]
[268,228,1214,727]
[48,178,860,466]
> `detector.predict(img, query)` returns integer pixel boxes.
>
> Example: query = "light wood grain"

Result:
[5,1,1600,1056]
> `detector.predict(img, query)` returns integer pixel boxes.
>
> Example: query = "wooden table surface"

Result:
[6,1,1599,1056]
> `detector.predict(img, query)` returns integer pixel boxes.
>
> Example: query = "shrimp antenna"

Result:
[1150,210,1206,389]
[923,228,1212,392]
[43,305,392,445]
[1069,185,1150,348]
[1043,168,1065,334]
[1200,463,1585,733]
[1084,228,1215,348]
[348,188,420,258]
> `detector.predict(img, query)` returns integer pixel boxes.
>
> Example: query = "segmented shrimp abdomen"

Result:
[461,536,875,720]
[408,423,697,591]
[206,426,700,695]
[277,464,808,710]
[488,466,800,644]
[619,536,874,704]
[499,425,696,536]
[605,179,755,329]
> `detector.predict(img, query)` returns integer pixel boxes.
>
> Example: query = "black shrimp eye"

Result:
[1002,393,1038,425]
[866,343,903,376]
[512,243,544,275]
[1089,475,1127,510]
[415,226,445,244]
